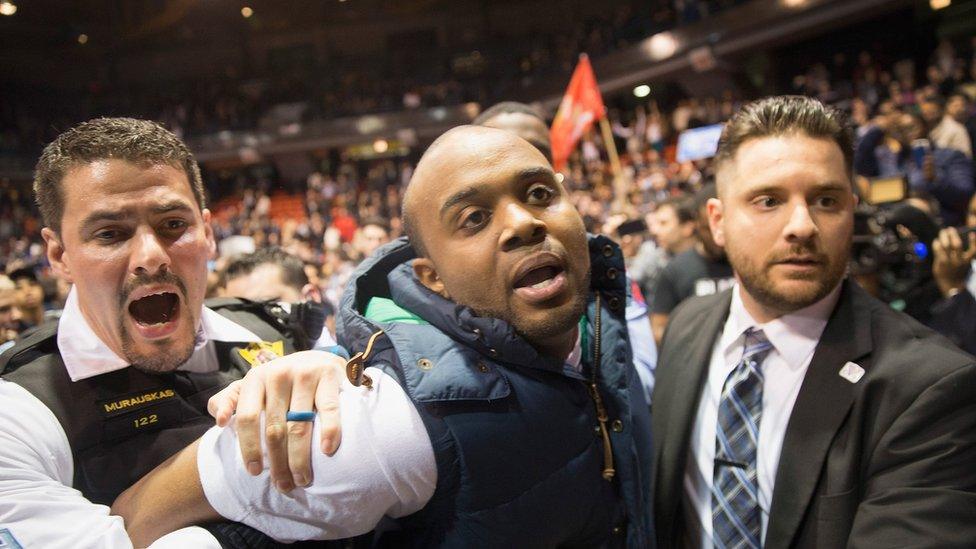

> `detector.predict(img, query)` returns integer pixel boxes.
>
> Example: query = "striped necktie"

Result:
[712,328,773,549]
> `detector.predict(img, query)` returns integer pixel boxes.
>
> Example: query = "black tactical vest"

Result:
[0,297,297,506]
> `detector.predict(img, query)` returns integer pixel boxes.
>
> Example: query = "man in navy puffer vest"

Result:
[114,126,654,548]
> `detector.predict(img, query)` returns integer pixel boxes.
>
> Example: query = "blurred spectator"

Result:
[219,247,337,348]
[631,196,698,299]
[946,92,976,153]
[474,101,552,160]
[351,218,392,262]
[929,194,976,355]
[649,183,734,345]
[8,268,45,329]
[0,274,27,353]
[921,95,972,158]
[855,109,975,225]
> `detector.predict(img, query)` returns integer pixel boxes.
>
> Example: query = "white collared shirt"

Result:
[684,282,841,548]
[0,288,264,548]
[58,287,263,381]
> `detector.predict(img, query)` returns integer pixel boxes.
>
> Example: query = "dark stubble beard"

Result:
[730,240,849,315]
[472,270,591,353]
[118,271,196,374]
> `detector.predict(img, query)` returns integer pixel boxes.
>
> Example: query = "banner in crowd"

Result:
[550,54,606,171]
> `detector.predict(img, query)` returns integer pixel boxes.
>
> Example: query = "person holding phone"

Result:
[929,194,976,355]
[854,108,974,225]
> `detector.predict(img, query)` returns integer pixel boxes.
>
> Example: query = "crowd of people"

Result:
[0,1,975,544]
[3,36,976,354]
[1,0,750,164]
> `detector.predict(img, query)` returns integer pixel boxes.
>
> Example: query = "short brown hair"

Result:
[714,96,854,189]
[34,117,206,233]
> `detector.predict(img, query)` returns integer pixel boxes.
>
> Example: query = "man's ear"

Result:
[202,209,217,259]
[301,283,322,303]
[412,257,449,299]
[42,228,72,284]
[706,198,726,248]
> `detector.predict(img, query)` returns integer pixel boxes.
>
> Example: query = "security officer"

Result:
[0,118,336,548]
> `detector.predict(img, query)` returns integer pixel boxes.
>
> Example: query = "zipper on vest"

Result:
[588,293,616,481]
[345,330,384,388]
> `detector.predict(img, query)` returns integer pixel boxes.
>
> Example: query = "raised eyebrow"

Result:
[79,210,129,232]
[744,181,850,197]
[813,181,852,193]
[151,201,195,215]
[439,186,485,219]
[515,167,557,186]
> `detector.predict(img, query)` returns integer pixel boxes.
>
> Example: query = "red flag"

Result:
[550,54,606,171]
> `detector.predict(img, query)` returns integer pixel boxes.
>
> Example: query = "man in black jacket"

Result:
[653,96,976,549]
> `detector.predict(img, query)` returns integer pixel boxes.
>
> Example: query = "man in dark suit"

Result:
[652,96,976,549]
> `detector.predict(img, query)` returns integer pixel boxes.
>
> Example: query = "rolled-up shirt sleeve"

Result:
[197,366,436,542]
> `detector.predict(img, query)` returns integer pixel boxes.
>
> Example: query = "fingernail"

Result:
[323,438,338,456]
[276,480,293,493]
[247,461,262,475]
[292,474,307,487]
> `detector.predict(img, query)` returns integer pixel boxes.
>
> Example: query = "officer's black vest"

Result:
[0,298,296,506]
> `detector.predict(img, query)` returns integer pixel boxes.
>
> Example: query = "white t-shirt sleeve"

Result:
[197,366,436,542]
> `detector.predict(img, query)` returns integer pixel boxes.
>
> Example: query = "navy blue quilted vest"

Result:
[338,236,653,548]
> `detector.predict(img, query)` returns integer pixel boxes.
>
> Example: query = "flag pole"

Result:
[598,116,627,213]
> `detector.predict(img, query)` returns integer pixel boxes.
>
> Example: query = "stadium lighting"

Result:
[930,0,951,9]
[241,6,254,18]
[77,34,89,45]
[0,1,17,16]
[646,32,678,61]
[633,85,651,98]
[373,139,389,154]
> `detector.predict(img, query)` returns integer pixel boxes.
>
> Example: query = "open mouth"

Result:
[129,292,179,325]
[126,290,183,340]
[514,265,564,291]
[512,255,569,304]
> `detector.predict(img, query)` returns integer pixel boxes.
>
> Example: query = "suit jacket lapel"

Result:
[656,290,732,540]
[764,281,873,548]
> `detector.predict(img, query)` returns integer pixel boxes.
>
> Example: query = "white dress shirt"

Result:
[684,282,841,548]
[0,287,263,549]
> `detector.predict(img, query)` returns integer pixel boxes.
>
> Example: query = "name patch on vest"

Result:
[99,389,177,418]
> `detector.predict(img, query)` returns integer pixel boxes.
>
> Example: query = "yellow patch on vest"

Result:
[238,340,285,367]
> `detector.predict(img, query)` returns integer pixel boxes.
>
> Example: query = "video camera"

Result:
[851,176,940,307]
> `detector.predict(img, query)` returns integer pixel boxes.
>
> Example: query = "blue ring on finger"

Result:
[286,411,316,422]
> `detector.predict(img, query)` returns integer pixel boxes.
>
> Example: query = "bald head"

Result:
[474,102,552,161]
[403,125,552,255]
[403,124,588,356]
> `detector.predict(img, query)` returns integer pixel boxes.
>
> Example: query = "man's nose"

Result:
[500,201,546,251]
[783,203,819,242]
[131,228,170,275]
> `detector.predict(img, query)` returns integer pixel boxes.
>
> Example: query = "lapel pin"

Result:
[839,361,865,384]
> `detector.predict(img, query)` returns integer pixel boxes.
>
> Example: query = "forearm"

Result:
[113,440,220,547]
[118,368,435,544]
